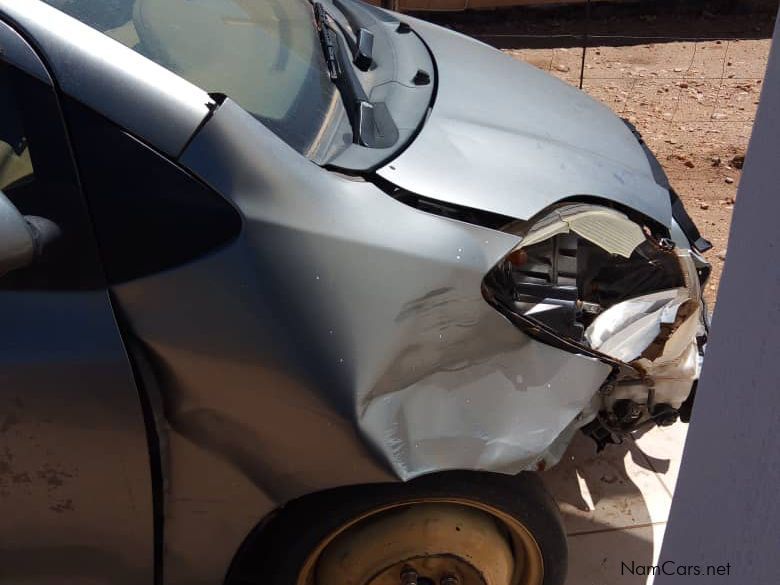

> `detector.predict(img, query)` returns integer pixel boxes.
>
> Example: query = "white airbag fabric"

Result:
[585,288,689,362]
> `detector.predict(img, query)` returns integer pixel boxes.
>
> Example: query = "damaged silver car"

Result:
[0,0,709,584]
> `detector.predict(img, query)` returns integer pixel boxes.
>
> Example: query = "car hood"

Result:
[376,17,672,226]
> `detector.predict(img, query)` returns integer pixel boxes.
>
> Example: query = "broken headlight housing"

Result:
[483,203,709,445]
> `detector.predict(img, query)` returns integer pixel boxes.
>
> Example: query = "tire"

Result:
[227,470,567,585]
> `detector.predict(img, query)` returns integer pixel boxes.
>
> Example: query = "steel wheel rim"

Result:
[296,497,544,585]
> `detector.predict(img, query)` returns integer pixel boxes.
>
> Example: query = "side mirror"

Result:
[0,188,60,277]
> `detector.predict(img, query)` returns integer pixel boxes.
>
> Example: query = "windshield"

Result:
[45,0,340,156]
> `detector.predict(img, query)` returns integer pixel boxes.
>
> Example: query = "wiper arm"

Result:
[314,2,341,80]
[313,2,377,146]
[312,2,398,148]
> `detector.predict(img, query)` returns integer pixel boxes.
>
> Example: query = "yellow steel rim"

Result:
[295,497,544,585]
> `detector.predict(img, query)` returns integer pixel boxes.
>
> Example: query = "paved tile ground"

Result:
[541,422,689,584]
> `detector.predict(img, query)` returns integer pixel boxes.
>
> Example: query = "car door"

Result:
[0,20,155,585]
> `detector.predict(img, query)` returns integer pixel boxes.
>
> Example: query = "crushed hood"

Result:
[377,18,672,226]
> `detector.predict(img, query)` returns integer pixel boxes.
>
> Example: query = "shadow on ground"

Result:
[540,428,681,584]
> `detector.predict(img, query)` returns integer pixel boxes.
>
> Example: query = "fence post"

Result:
[579,0,591,89]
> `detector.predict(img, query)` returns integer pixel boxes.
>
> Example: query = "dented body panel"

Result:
[175,99,613,480]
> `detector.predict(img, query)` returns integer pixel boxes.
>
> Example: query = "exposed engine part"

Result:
[580,418,622,452]
[491,205,686,344]
[506,232,583,339]
[611,399,645,429]
[483,203,708,441]
[651,403,680,427]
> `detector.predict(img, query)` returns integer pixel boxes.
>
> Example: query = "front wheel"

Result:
[227,471,567,585]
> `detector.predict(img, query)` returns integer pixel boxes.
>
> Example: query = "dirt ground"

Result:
[419,2,776,307]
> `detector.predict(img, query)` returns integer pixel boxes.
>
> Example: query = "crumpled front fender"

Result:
[158,97,615,485]
[111,97,615,585]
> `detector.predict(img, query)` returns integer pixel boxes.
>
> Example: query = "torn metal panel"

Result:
[360,310,611,480]
[585,248,705,413]
[516,204,647,258]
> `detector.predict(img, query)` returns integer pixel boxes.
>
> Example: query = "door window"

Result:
[0,60,103,290]
[0,63,38,193]
[0,83,33,191]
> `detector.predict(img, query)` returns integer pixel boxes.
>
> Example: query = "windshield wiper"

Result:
[314,2,342,80]
[313,2,388,147]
